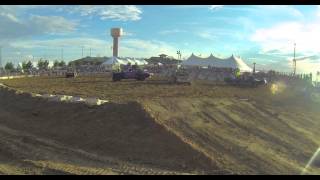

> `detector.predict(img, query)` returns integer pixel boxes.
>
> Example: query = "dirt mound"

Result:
[1,76,319,174]
[0,88,217,174]
[143,97,320,174]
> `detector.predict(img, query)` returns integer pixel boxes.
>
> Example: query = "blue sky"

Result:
[0,5,319,74]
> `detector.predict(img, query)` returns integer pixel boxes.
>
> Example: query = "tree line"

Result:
[3,59,67,73]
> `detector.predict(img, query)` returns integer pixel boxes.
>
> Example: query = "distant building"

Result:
[159,54,168,59]
[146,54,181,65]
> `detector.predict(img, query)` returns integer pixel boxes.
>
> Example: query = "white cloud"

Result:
[169,5,208,9]
[170,5,223,10]
[250,5,304,19]
[0,7,77,45]
[195,28,244,41]
[159,29,186,35]
[30,15,77,34]
[197,31,217,40]
[250,18,320,74]
[251,21,320,55]
[122,31,134,36]
[8,37,178,60]
[209,5,224,10]
[284,57,320,75]
[121,39,177,57]
[10,38,108,50]
[0,12,19,23]
[67,5,142,21]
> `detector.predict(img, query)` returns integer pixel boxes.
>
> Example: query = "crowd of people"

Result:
[0,64,110,77]
[182,66,235,82]
[0,63,317,88]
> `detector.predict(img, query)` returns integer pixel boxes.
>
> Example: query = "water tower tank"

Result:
[110,28,123,57]
[111,28,123,37]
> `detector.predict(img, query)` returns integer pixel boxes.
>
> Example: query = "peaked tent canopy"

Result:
[182,53,252,72]
[101,56,148,66]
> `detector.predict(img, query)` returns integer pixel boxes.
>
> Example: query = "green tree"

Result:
[16,64,22,72]
[4,62,15,72]
[53,60,60,68]
[53,60,66,68]
[59,61,66,67]
[26,61,33,69]
[43,60,49,69]
[37,59,43,69]
[22,61,33,71]
[37,59,49,70]
[22,62,27,71]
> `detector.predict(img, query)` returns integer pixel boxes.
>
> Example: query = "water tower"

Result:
[110,28,123,57]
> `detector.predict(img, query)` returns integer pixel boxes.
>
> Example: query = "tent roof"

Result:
[102,56,148,66]
[182,54,252,72]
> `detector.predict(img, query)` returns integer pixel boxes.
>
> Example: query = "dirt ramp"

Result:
[143,97,320,174]
[0,88,217,173]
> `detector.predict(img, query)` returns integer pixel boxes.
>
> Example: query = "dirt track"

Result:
[0,76,320,174]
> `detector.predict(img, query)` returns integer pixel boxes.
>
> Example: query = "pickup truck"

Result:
[112,69,151,82]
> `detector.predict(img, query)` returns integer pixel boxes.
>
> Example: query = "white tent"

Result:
[181,53,210,66]
[225,55,252,72]
[133,58,148,65]
[102,57,123,66]
[182,53,252,72]
[101,56,148,70]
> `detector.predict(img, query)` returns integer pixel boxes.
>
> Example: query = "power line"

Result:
[82,46,84,58]
[293,43,296,76]
[0,46,2,68]
[61,48,64,60]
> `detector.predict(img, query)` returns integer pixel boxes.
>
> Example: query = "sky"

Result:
[0,5,319,75]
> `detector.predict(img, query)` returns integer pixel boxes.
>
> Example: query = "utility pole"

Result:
[0,46,2,68]
[253,62,256,74]
[82,46,84,58]
[293,43,296,76]
[61,48,64,61]
[177,50,181,60]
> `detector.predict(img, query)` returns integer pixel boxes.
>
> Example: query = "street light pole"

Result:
[0,46,2,68]
[293,43,296,76]
[177,50,183,60]
[61,48,64,61]
[82,46,84,58]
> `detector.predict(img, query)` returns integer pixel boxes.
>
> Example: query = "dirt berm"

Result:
[143,96,320,174]
[1,76,320,174]
[0,88,218,174]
